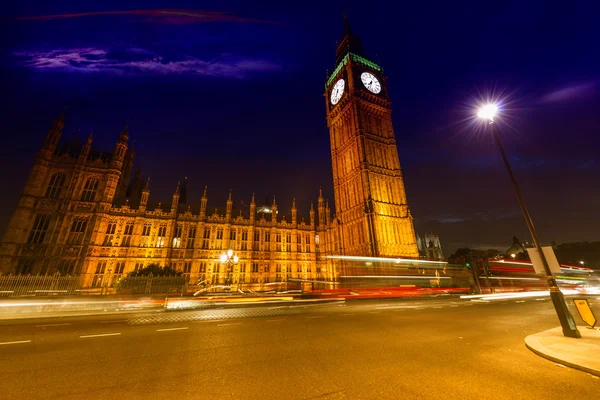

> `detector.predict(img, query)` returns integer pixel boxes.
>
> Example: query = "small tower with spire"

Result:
[318,187,326,227]
[249,193,256,223]
[325,200,331,226]
[271,195,277,224]
[111,124,129,170]
[291,198,297,226]
[226,189,233,220]
[79,133,93,163]
[139,177,150,212]
[40,111,64,160]
[309,202,315,228]
[171,181,180,215]
[200,186,208,219]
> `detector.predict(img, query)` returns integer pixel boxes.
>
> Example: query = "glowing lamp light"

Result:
[580,261,584,265]
[233,255,239,264]
[511,253,516,259]
[227,249,233,257]
[220,253,228,263]
[477,104,498,121]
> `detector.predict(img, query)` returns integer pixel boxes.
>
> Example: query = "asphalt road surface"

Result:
[1,296,599,399]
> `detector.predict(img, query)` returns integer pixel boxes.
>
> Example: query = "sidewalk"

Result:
[525,326,600,376]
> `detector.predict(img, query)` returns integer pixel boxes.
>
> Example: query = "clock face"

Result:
[361,72,381,94]
[330,79,345,105]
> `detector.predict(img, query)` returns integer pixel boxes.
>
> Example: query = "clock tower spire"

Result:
[325,17,419,258]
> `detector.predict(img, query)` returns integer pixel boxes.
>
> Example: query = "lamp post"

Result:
[220,249,239,288]
[579,261,585,267]
[477,104,580,338]
[511,253,516,260]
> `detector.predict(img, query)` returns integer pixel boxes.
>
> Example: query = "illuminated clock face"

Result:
[330,79,345,105]
[361,72,381,94]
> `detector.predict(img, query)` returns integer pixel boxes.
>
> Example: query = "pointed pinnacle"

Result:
[202,185,208,198]
[251,192,255,204]
[144,177,151,191]
[175,181,180,194]
[228,189,232,201]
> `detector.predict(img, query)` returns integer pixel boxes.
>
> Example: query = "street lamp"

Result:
[220,249,239,287]
[511,253,516,260]
[477,103,581,338]
[579,261,584,266]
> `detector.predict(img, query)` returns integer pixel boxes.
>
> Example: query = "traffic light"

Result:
[466,263,471,269]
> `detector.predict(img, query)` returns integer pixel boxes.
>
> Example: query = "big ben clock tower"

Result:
[325,16,419,258]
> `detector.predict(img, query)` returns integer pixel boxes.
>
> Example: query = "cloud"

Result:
[14,47,281,78]
[540,82,597,104]
[14,9,276,25]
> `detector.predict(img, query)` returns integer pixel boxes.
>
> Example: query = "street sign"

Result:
[573,298,597,328]
[526,246,562,275]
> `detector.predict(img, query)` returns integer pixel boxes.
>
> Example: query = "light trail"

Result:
[325,255,447,265]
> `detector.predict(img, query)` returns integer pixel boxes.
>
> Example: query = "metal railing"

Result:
[0,274,82,297]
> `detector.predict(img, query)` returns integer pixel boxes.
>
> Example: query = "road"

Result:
[1,295,598,399]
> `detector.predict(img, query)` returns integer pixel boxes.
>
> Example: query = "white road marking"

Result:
[305,316,324,319]
[0,340,31,345]
[156,327,188,332]
[536,298,546,301]
[36,323,71,327]
[218,322,242,327]
[266,319,284,322]
[432,306,443,309]
[80,333,121,339]
[516,301,526,303]
[268,306,288,310]
[450,305,459,308]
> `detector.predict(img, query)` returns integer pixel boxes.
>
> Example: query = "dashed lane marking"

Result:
[217,322,242,327]
[516,301,526,303]
[156,327,188,332]
[80,333,121,339]
[36,323,71,327]
[0,340,31,345]
[432,306,443,309]
[266,319,285,323]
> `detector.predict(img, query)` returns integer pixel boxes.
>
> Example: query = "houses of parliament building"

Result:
[0,18,443,286]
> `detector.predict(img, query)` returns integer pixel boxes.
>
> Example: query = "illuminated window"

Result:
[252,263,259,273]
[216,230,223,240]
[113,261,125,285]
[203,228,211,239]
[142,224,151,236]
[45,172,65,199]
[230,230,236,241]
[80,177,99,202]
[264,264,270,273]
[173,224,182,248]
[27,214,51,244]
[157,224,166,247]
[265,232,271,242]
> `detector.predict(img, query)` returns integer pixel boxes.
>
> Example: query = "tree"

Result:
[126,263,182,277]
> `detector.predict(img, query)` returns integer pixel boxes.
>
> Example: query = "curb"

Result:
[525,331,600,377]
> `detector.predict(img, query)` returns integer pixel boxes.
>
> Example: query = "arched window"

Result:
[45,172,66,199]
[80,178,99,202]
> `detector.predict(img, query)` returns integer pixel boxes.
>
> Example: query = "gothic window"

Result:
[187,226,196,249]
[80,177,99,202]
[265,231,271,242]
[183,262,191,282]
[58,259,77,275]
[252,263,259,273]
[172,224,182,248]
[112,261,125,285]
[203,228,211,239]
[103,221,117,246]
[230,230,236,241]
[238,263,246,283]
[142,224,151,236]
[27,214,51,244]
[264,264,270,273]
[199,263,207,273]
[157,224,166,247]
[92,261,107,287]
[276,233,282,252]
[45,172,66,199]
[121,222,134,247]
[134,262,143,271]
[216,229,223,240]
[16,259,35,275]
[67,217,88,245]
[215,229,223,250]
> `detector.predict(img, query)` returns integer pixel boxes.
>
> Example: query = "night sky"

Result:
[2,1,599,255]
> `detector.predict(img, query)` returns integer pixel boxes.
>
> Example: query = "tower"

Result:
[324,16,418,258]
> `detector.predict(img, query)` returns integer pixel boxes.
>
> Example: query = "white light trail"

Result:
[460,289,579,301]
[325,255,447,265]
[340,275,450,280]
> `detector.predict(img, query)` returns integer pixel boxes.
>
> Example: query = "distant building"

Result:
[417,233,443,259]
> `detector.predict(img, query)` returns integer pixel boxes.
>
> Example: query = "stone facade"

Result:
[1,18,431,285]
[324,17,419,258]
[417,233,444,260]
